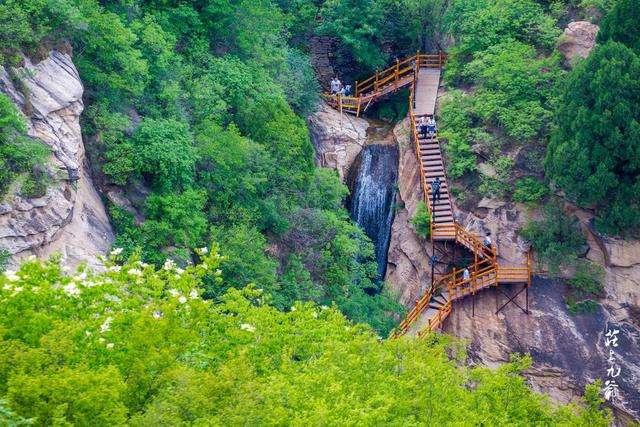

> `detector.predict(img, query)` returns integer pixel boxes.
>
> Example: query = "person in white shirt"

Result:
[427,116,437,137]
[330,77,342,95]
[418,116,428,138]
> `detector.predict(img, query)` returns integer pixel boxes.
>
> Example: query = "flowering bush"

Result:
[0,250,609,425]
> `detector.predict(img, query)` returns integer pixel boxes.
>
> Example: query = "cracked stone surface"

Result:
[0,50,113,268]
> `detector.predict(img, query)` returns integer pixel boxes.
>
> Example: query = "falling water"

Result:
[347,143,399,281]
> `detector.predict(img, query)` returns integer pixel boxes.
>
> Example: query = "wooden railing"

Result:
[417,300,452,336]
[322,52,446,117]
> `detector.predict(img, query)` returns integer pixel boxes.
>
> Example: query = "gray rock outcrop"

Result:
[308,103,368,182]
[0,50,113,268]
[558,21,599,64]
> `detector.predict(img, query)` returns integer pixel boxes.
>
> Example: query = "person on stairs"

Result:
[331,77,342,95]
[418,116,429,138]
[427,115,437,138]
[462,267,470,282]
[431,176,442,205]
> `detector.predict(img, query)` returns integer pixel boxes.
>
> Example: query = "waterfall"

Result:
[347,143,399,282]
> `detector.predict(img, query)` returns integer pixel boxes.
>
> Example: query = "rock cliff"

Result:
[308,104,368,182]
[0,50,113,268]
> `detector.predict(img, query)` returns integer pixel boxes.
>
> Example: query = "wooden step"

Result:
[425,167,444,174]
[425,171,446,178]
[422,159,443,165]
[432,204,451,211]
[433,215,454,223]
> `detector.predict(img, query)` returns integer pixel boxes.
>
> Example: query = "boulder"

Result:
[0,51,113,269]
[307,103,368,182]
[604,238,640,268]
[558,21,599,64]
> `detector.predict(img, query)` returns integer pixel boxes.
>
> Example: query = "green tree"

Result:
[130,118,197,192]
[73,3,149,104]
[597,0,640,54]
[521,201,586,274]
[545,42,640,234]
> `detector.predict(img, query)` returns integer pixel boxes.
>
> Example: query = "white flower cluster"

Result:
[63,282,81,297]
[100,317,113,333]
[110,247,123,256]
[4,270,19,282]
[240,323,256,332]
[168,288,191,304]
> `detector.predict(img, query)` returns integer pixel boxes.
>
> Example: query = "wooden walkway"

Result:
[323,53,532,338]
[414,68,440,116]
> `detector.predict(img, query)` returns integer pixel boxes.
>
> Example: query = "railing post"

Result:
[395,58,399,89]
[375,70,379,92]
[355,80,359,97]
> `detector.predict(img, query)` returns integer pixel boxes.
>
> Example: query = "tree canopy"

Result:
[545,41,640,234]
[0,254,611,425]
[597,0,640,54]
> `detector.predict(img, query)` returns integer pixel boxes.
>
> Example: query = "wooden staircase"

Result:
[324,52,532,338]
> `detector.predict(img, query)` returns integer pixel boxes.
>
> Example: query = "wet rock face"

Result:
[0,50,113,268]
[346,144,398,280]
[307,104,368,182]
[443,277,640,420]
[558,21,599,64]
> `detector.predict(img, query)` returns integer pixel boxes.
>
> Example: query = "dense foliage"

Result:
[521,201,586,274]
[0,93,49,199]
[0,255,610,425]
[0,0,405,332]
[437,0,562,204]
[597,0,640,54]
[545,41,640,234]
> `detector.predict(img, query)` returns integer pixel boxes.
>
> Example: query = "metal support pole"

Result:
[472,292,475,317]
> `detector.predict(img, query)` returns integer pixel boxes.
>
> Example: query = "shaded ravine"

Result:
[346,122,399,281]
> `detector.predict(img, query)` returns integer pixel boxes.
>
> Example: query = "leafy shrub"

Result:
[521,201,586,274]
[110,190,208,266]
[565,260,604,315]
[443,133,477,179]
[0,94,49,199]
[0,248,9,272]
[513,177,548,203]
[412,201,431,239]
[568,261,605,300]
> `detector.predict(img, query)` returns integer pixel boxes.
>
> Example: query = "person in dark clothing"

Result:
[431,177,442,205]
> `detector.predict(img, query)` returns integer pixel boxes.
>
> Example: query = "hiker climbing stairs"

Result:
[324,52,532,338]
